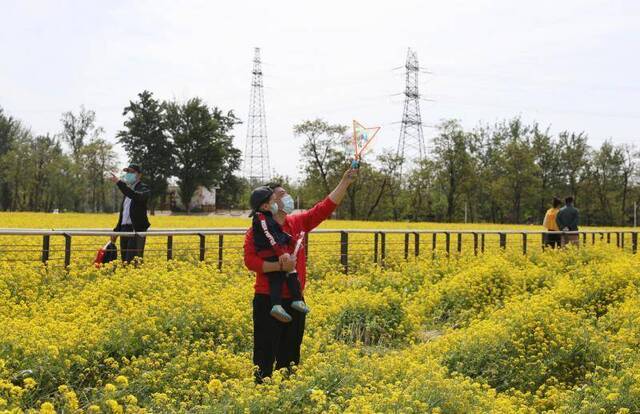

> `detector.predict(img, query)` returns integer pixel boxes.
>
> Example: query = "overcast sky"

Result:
[1,0,638,181]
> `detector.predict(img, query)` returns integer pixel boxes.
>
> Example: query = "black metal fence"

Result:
[0,228,637,273]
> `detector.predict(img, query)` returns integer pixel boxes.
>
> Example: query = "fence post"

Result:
[414,232,420,257]
[473,232,478,256]
[633,232,638,254]
[607,233,611,244]
[457,233,462,253]
[522,233,527,255]
[374,232,379,264]
[622,232,626,249]
[340,231,349,274]
[499,233,506,250]
[380,232,386,266]
[616,232,621,248]
[41,235,50,264]
[64,234,71,268]
[198,234,206,261]
[404,233,410,260]
[582,232,587,246]
[592,233,596,245]
[445,232,451,255]
[218,234,224,271]
[167,235,173,260]
[432,233,437,259]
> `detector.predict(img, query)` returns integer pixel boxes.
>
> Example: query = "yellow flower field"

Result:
[1,213,639,413]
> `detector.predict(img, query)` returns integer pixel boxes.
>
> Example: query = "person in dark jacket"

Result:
[556,196,580,247]
[109,164,151,262]
[249,186,309,323]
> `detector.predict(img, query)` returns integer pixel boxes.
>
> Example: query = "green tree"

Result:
[585,142,624,225]
[118,91,174,212]
[532,124,562,220]
[0,108,30,210]
[59,106,103,162]
[294,119,348,198]
[164,98,240,213]
[58,106,105,211]
[81,139,118,212]
[432,120,474,222]
[558,131,589,201]
[492,118,540,223]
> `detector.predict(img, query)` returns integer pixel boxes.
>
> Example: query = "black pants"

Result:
[119,225,146,263]
[545,232,561,249]
[253,293,305,383]
[266,271,302,306]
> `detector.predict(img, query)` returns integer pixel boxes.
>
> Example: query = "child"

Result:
[249,186,310,323]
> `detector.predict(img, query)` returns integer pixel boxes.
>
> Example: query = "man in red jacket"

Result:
[244,168,357,382]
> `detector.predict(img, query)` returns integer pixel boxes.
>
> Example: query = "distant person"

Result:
[108,164,151,262]
[542,197,562,248]
[556,196,580,247]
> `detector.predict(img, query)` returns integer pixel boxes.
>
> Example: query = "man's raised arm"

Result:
[300,168,358,232]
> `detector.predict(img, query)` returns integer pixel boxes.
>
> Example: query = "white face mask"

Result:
[281,194,294,214]
[270,202,279,215]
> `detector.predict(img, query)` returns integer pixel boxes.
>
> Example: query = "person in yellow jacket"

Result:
[542,197,562,248]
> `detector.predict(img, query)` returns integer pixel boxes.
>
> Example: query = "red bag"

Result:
[94,242,117,267]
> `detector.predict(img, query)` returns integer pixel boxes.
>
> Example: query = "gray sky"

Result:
[1,0,639,181]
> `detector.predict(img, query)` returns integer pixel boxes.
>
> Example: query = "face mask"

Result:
[270,202,279,215]
[123,172,137,185]
[281,194,295,214]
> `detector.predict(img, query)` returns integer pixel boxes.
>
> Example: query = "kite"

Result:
[351,120,380,169]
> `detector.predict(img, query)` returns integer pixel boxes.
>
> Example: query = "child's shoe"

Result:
[291,300,310,314]
[270,305,292,322]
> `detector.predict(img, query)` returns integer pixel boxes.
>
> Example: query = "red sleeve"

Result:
[298,197,338,233]
[256,213,287,256]
[243,229,264,272]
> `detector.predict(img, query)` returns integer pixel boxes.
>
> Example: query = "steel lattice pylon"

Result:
[243,47,271,185]
[396,48,426,174]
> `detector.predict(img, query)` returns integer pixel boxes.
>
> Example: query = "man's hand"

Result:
[278,253,291,265]
[281,256,297,272]
[342,168,358,185]
[108,172,120,184]
[329,167,358,205]
[110,235,117,244]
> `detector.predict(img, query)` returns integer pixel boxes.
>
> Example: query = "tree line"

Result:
[0,91,241,213]
[292,118,638,226]
[1,93,637,226]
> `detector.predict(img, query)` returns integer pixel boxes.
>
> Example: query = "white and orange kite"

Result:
[351,120,381,168]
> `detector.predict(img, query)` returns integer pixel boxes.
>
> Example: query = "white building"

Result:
[163,184,220,212]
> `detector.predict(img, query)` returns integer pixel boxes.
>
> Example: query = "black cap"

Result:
[123,164,142,173]
[249,186,273,217]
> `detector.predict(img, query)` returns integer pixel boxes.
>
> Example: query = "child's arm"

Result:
[256,213,288,257]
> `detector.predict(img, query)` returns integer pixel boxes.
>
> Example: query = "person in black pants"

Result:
[252,294,306,380]
[109,164,151,263]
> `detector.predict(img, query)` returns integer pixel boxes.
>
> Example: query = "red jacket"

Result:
[244,197,338,298]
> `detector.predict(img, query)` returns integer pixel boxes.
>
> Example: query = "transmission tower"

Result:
[243,47,270,185]
[396,48,426,173]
